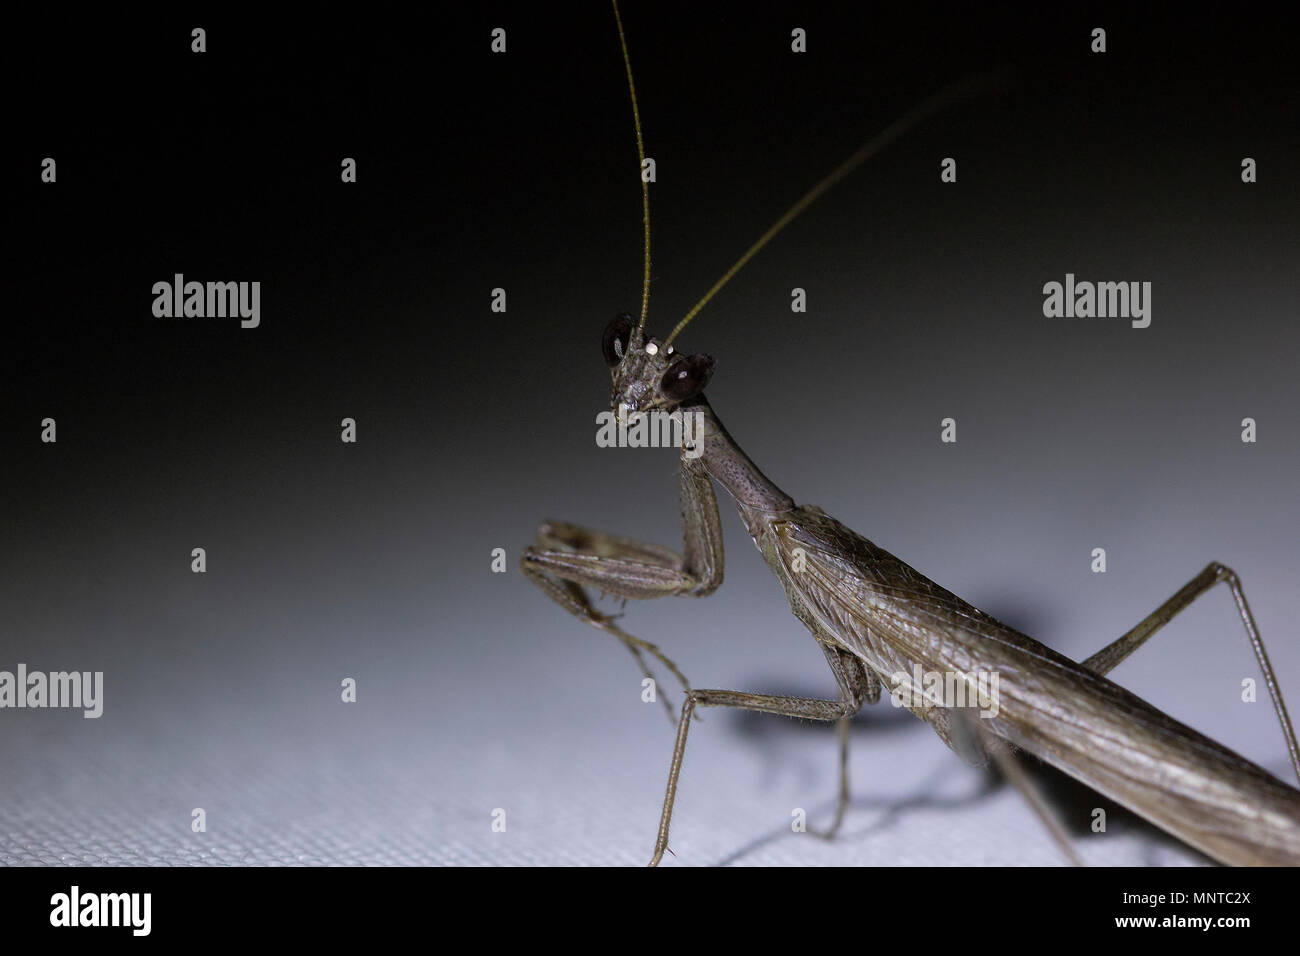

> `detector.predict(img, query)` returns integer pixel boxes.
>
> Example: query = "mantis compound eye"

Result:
[602,313,634,366]
[660,354,715,401]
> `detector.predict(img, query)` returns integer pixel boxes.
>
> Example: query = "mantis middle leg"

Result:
[649,643,873,865]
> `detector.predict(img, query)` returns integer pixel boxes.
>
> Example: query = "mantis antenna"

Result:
[612,0,652,337]
[663,69,1014,348]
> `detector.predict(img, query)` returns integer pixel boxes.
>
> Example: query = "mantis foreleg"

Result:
[520,455,725,720]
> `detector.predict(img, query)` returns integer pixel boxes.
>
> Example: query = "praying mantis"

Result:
[521,1,1300,866]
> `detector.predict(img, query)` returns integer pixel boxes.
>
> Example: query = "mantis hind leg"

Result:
[950,709,1084,866]
[1084,562,1300,785]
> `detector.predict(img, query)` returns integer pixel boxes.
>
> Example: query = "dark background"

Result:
[3,3,1298,865]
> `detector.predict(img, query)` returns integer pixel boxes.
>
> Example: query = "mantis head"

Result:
[603,313,715,415]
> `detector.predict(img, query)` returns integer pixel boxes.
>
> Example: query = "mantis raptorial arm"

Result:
[520,454,724,720]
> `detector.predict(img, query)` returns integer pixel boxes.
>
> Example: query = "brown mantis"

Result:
[522,1,1300,866]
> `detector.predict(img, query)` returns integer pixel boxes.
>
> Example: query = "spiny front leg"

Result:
[521,455,725,721]
[520,525,697,720]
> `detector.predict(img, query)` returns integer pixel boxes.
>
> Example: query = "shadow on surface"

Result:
[713,679,1213,866]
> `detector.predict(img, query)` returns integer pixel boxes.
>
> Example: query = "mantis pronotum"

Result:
[522,1,1300,866]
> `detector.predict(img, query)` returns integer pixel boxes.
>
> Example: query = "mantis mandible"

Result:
[522,1,1300,866]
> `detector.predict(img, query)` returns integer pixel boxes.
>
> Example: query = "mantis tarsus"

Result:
[522,1,1300,866]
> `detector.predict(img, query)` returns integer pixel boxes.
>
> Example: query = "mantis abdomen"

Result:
[767,505,1300,865]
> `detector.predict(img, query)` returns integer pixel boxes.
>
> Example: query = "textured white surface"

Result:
[3,469,1294,867]
[0,651,1220,867]
[7,0,1300,873]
